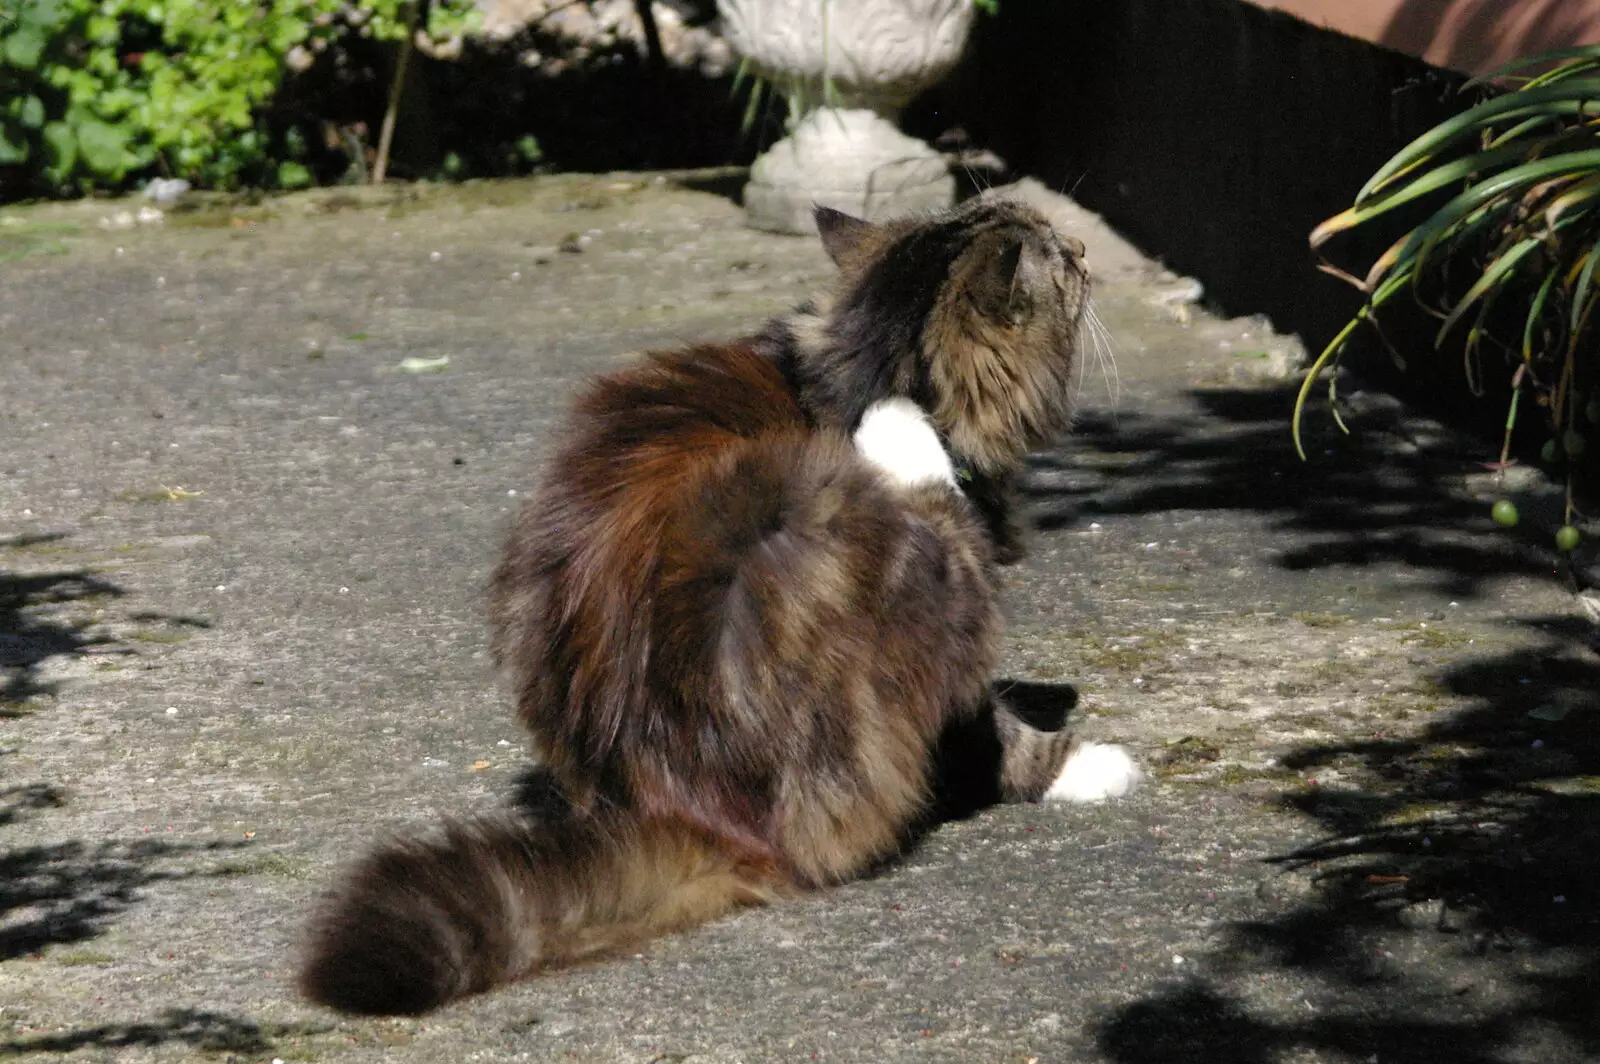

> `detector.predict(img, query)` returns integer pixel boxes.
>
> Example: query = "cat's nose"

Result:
[1061,235,1087,260]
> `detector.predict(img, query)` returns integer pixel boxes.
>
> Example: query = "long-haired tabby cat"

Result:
[298,195,1142,1016]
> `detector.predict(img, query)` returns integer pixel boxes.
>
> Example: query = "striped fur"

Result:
[298,198,1090,1015]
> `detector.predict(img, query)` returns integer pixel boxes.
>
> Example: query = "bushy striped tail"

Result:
[297,809,788,1015]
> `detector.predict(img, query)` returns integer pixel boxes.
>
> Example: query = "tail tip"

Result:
[297,887,465,1016]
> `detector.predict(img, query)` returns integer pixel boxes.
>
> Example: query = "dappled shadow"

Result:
[1025,381,1552,600]
[0,836,255,959]
[0,555,127,708]
[0,783,65,827]
[1097,612,1600,1061]
[0,1007,324,1058]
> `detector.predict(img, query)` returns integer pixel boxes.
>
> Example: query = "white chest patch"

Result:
[853,398,957,489]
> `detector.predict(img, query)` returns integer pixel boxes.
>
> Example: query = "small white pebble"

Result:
[215,585,227,592]
[1088,522,1103,531]
[429,251,442,262]
[508,489,518,496]
[1449,601,1459,607]
[510,271,521,280]
[115,246,124,256]
[1532,739,1545,749]
[1143,542,1159,550]
[145,777,156,784]
[1172,955,1184,966]
[165,707,178,716]
[21,509,31,517]
[156,276,166,286]
[496,739,512,747]
[338,586,349,594]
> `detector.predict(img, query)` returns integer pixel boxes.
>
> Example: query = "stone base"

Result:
[742,108,954,234]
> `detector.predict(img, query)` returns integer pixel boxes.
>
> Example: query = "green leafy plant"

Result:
[1298,44,1600,535]
[0,0,477,195]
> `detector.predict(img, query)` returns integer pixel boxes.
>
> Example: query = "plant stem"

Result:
[373,1,420,185]
[632,0,664,75]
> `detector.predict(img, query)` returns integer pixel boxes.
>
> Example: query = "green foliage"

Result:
[1299,43,1600,516]
[0,0,478,195]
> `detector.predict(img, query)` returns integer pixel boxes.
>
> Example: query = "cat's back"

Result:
[488,341,817,753]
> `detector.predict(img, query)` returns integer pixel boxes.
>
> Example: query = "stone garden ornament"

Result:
[717,0,977,233]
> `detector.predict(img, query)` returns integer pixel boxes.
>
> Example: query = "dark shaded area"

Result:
[1095,616,1600,1061]
[921,0,1513,438]
[1099,985,1276,1064]
[0,1007,324,1058]
[0,783,65,828]
[271,25,770,188]
[670,168,747,207]
[1024,382,1555,600]
[930,0,1463,344]
[0,563,126,708]
[928,679,1080,821]
[0,836,255,960]
[1061,381,1600,1057]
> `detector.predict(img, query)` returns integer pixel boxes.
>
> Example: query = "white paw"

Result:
[1044,742,1144,803]
[853,398,956,489]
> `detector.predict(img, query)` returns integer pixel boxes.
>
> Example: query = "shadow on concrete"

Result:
[0,1007,324,1058]
[1095,613,1600,1061]
[1067,384,1600,1062]
[0,555,127,709]
[1024,383,1552,600]
[0,836,258,960]
[0,783,65,828]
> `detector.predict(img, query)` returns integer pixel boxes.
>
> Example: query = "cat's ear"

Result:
[990,237,1045,325]
[814,206,881,269]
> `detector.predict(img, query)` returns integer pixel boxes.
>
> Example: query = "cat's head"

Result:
[813,196,1090,476]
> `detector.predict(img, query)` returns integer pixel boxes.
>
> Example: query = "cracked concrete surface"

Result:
[1,173,1596,1063]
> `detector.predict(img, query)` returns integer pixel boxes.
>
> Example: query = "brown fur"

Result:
[298,196,1091,1015]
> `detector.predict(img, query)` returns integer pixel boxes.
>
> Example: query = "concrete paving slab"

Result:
[1,173,1596,1063]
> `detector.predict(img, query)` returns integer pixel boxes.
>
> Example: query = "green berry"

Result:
[1557,525,1582,552]
[1542,438,1562,463]
[1564,430,1587,456]
[1491,499,1520,527]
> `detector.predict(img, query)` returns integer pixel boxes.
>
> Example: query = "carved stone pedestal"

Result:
[717,0,975,234]
[742,109,953,233]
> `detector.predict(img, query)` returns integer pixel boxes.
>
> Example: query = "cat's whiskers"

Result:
[1074,297,1121,416]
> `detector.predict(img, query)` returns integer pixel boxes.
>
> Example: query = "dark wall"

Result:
[921,0,1469,362]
